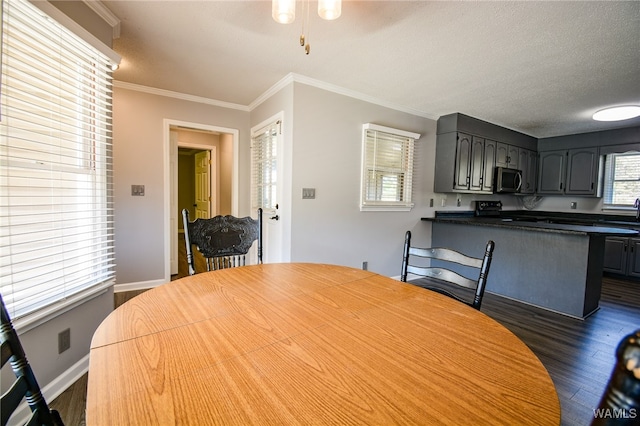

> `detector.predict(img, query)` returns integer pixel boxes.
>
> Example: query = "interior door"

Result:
[195,150,211,219]
[251,119,283,264]
[170,131,178,275]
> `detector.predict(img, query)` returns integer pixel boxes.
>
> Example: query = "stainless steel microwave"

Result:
[494,167,522,193]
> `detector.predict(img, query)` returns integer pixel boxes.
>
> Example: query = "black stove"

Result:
[475,200,502,217]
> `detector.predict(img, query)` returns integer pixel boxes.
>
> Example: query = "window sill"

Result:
[602,206,637,213]
[12,279,114,334]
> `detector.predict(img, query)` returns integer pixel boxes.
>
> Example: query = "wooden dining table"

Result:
[86,263,560,425]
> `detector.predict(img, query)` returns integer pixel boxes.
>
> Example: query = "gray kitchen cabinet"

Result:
[537,147,599,196]
[468,135,485,191]
[482,139,497,192]
[565,147,599,195]
[435,132,496,193]
[452,132,473,191]
[496,143,519,169]
[537,150,566,194]
[604,236,640,277]
[519,148,537,194]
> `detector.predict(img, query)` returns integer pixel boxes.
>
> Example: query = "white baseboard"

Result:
[113,278,166,293]
[8,355,89,426]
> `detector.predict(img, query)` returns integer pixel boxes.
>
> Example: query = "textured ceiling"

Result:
[102,0,640,138]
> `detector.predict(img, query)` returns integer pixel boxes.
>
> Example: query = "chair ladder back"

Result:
[401,231,495,310]
[408,246,484,268]
[405,265,478,290]
[1,295,64,426]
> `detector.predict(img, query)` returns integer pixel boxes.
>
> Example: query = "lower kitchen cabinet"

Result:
[603,236,640,277]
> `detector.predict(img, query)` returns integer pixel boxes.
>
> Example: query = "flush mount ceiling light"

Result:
[592,105,640,121]
[272,0,342,54]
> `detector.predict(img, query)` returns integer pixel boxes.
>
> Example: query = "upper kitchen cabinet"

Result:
[434,113,537,194]
[437,132,494,193]
[496,143,519,169]
[519,148,538,194]
[536,147,599,196]
[537,150,566,194]
[566,147,600,195]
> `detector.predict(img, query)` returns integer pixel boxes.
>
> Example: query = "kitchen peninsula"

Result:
[422,212,638,318]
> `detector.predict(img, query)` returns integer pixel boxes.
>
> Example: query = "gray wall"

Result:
[251,82,438,276]
[112,87,250,284]
[290,83,436,275]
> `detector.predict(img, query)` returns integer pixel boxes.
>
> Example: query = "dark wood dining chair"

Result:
[591,329,640,425]
[401,230,494,310]
[1,294,65,426]
[182,208,263,275]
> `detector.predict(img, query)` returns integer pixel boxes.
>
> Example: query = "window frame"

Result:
[0,0,118,328]
[360,123,420,212]
[602,151,640,211]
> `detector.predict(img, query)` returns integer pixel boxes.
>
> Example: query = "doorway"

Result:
[164,119,239,281]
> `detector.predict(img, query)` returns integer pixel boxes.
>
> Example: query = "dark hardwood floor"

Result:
[50,272,639,426]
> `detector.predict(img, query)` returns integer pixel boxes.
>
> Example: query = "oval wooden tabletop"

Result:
[87,263,560,425]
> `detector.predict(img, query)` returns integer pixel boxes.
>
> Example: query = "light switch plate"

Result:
[131,185,145,196]
[302,188,316,199]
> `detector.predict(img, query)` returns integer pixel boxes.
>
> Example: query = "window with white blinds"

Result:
[251,120,279,210]
[360,123,420,211]
[0,0,115,320]
[602,152,640,208]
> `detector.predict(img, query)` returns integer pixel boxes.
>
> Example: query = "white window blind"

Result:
[251,120,279,210]
[0,0,115,320]
[603,152,640,208]
[360,123,420,211]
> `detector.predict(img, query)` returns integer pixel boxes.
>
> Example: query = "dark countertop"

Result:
[422,214,639,237]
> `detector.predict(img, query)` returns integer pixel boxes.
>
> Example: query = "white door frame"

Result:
[163,119,239,282]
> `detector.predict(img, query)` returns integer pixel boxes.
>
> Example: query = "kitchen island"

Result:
[422,214,638,318]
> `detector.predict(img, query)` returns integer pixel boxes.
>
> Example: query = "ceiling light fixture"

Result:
[318,0,341,20]
[272,0,341,55]
[272,0,296,24]
[592,105,640,122]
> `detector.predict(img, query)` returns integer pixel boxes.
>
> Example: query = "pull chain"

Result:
[299,0,310,54]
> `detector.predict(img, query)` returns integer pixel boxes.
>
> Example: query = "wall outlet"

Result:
[570,202,577,209]
[58,328,71,354]
[362,261,368,271]
[456,195,462,207]
[429,198,434,207]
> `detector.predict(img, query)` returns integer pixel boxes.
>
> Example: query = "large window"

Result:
[360,123,420,211]
[603,152,640,208]
[0,0,116,321]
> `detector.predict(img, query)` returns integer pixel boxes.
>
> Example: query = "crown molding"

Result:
[251,72,435,119]
[115,75,434,119]
[113,81,250,112]
[83,0,121,39]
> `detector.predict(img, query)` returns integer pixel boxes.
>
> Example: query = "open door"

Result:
[251,116,284,263]
[194,150,211,219]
